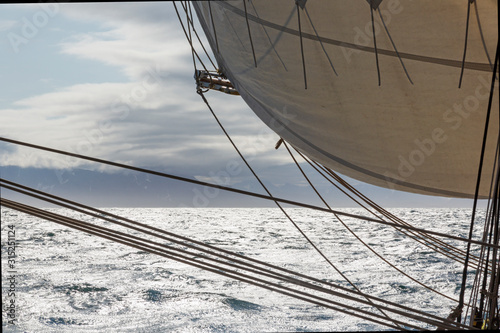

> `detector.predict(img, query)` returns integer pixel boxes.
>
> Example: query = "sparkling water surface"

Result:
[1,207,483,332]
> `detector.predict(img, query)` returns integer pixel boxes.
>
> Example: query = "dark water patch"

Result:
[390,283,418,294]
[85,263,120,272]
[42,316,85,326]
[420,258,443,265]
[48,255,68,261]
[32,237,46,244]
[119,251,149,259]
[322,278,346,285]
[69,284,108,293]
[222,297,261,311]
[454,283,465,293]
[54,283,108,294]
[356,322,377,331]
[144,289,163,303]
[295,314,334,321]
[195,323,231,333]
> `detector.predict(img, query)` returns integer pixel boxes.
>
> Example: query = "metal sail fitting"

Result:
[194,70,239,95]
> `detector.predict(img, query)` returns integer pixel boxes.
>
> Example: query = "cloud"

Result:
[0,2,291,182]
[57,2,202,80]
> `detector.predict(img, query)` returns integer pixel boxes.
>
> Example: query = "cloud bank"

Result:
[1,3,288,185]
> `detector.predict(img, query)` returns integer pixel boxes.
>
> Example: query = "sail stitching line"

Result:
[192,2,495,198]
[216,1,492,72]
[244,92,479,198]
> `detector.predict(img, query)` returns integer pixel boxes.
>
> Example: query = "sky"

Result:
[0,2,483,208]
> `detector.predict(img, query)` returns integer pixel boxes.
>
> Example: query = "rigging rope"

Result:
[321,162,483,266]
[459,0,473,89]
[242,0,257,68]
[295,147,484,269]
[473,0,494,71]
[466,136,500,324]
[0,193,472,331]
[183,1,196,74]
[0,199,417,330]
[0,178,458,319]
[193,89,405,323]
[303,6,338,76]
[369,1,381,86]
[172,2,216,85]
[248,0,288,71]
[208,1,219,54]
[457,29,500,323]
[2,1,497,329]
[1,136,498,251]
[282,142,461,304]
[180,1,217,70]
[376,7,413,84]
[296,2,307,89]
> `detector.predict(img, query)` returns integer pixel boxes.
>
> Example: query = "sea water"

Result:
[1,207,483,332]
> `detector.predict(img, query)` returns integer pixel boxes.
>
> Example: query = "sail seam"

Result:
[217,1,492,72]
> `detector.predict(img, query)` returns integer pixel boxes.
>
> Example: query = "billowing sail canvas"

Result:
[193,0,498,198]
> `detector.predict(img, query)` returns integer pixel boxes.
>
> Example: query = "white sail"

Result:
[193,0,498,198]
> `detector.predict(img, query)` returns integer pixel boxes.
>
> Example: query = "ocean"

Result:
[1,207,483,332]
